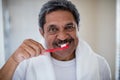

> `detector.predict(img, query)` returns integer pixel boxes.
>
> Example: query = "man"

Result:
[0,0,111,80]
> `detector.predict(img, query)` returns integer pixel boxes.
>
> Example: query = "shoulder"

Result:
[78,39,112,79]
[95,54,112,80]
[95,54,110,70]
[12,55,48,80]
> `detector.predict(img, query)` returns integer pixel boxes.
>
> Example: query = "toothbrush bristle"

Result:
[61,44,67,48]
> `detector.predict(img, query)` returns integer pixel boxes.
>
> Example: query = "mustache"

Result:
[53,38,74,46]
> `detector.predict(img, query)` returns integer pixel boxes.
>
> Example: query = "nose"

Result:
[57,31,69,40]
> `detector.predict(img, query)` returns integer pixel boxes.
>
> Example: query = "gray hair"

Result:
[38,0,80,30]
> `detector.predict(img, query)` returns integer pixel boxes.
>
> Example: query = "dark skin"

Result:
[41,10,79,61]
[0,10,79,80]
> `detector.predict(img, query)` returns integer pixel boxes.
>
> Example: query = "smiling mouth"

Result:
[45,43,69,53]
[53,38,74,48]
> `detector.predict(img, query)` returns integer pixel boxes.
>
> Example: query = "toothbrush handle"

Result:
[45,45,69,53]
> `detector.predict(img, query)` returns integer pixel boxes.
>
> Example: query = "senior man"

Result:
[0,0,111,80]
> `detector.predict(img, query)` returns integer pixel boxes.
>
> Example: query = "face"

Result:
[40,10,79,60]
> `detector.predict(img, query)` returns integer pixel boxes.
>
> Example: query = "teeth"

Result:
[60,44,67,48]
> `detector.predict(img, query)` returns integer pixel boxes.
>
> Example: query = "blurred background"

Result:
[0,0,119,80]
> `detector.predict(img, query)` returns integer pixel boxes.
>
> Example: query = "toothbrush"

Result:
[45,44,69,53]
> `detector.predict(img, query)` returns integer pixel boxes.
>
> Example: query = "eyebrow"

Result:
[48,24,57,28]
[47,24,58,30]
[47,22,75,29]
[65,22,74,26]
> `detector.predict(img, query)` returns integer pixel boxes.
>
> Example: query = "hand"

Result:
[12,39,45,63]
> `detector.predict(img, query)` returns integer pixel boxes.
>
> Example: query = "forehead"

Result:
[44,10,76,27]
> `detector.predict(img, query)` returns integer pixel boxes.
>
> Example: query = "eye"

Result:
[48,25,58,34]
[65,24,75,32]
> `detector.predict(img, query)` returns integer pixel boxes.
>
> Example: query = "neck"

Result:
[51,52,75,61]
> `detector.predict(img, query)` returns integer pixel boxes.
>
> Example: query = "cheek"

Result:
[74,36,78,46]
[75,37,79,46]
[44,34,55,48]
[70,31,79,45]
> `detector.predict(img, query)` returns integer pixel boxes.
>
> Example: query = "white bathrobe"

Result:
[12,39,111,80]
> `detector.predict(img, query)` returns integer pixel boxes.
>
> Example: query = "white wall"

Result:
[0,0,5,68]
[7,0,47,55]
[95,0,116,79]
[116,0,120,79]
[4,0,116,79]
[72,0,97,51]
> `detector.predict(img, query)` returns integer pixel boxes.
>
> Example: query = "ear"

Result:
[39,28,44,36]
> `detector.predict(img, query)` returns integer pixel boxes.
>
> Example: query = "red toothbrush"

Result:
[45,44,69,53]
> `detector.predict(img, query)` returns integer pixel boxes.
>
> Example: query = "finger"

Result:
[22,43,36,57]
[13,47,30,63]
[29,39,45,50]
[27,39,45,55]
[23,39,41,56]
[31,41,45,55]
[20,46,30,59]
